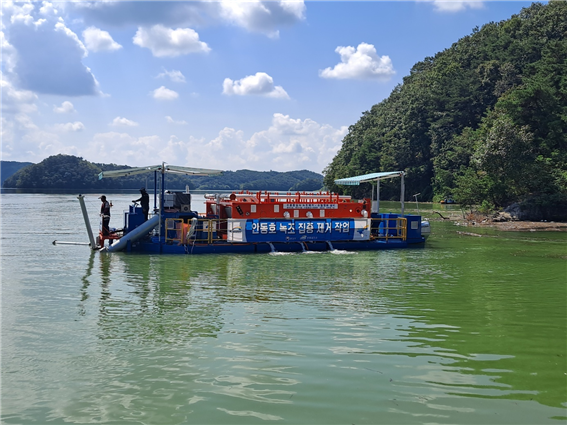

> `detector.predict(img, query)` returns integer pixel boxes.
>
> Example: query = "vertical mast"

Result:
[153,170,157,211]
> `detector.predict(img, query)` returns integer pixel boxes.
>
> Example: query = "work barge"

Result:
[77,164,430,254]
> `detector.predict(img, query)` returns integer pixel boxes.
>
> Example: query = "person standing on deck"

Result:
[132,188,150,221]
[99,195,112,236]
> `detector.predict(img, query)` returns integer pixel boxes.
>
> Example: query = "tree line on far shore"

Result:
[1,155,324,192]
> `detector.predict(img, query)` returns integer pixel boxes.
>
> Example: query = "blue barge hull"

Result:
[127,238,422,255]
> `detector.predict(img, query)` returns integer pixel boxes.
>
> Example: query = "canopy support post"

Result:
[377,180,380,214]
[400,172,405,216]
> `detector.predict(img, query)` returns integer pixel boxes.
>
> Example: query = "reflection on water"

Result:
[2,194,566,424]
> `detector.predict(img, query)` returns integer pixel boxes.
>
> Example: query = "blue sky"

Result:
[2,1,534,173]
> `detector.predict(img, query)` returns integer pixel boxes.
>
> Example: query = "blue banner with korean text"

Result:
[238,218,370,243]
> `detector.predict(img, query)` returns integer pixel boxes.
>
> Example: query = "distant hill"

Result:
[1,161,34,185]
[2,154,324,192]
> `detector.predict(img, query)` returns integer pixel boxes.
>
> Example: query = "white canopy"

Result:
[98,164,223,180]
[334,171,406,215]
[334,171,404,186]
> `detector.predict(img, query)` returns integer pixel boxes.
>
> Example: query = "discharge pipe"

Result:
[78,194,99,250]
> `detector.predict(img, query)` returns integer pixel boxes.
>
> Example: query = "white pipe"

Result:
[53,241,91,246]
[107,215,160,252]
[77,194,98,249]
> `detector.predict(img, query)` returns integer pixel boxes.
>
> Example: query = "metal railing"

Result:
[165,218,228,244]
[369,217,407,241]
[165,217,408,244]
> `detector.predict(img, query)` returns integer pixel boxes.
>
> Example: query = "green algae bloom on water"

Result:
[2,194,566,424]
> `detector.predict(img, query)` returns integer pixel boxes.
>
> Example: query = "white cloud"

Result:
[53,121,85,132]
[110,116,139,127]
[152,86,179,101]
[133,24,210,57]
[1,78,38,115]
[39,2,58,16]
[219,1,306,38]
[8,17,98,96]
[427,0,484,12]
[54,21,88,58]
[0,93,79,161]
[320,42,395,81]
[192,113,346,172]
[223,72,289,99]
[66,2,305,38]
[0,32,18,73]
[83,26,122,52]
[166,116,187,125]
[9,3,35,26]
[53,101,76,114]
[157,68,186,83]
[33,18,47,28]
[84,132,163,165]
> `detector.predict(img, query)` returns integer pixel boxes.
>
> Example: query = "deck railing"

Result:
[165,216,407,244]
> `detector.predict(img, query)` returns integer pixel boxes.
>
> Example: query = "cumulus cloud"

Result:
[1,78,38,115]
[219,1,306,38]
[69,2,305,38]
[133,24,210,57]
[157,68,186,83]
[192,113,346,172]
[83,132,165,166]
[152,86,179,101]
[320,42,395,81]
[83,26,122,52]
[427,0,484,12]
[33,19,47,28]
[53,121,85,132]
[54,21,88,57]
[8,18,98,96]
[1,32,18,73]
[8,3,35,26]
[39,2,58,16]
[110,117,139,127]
[68,2,212,28]
[53,101,76,114]
[2,127,78,162]
[223,72,289,99]
[0,77,79,161]
[166,116,187,125]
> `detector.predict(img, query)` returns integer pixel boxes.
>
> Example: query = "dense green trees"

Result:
[324,2,566,219]
[2,154,324,192]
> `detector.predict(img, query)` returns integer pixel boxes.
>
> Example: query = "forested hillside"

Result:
[2,154,323,192]
[324,2,566,219]
[1,161,33,185]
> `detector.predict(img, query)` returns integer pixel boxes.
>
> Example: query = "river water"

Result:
[1,193,566,424]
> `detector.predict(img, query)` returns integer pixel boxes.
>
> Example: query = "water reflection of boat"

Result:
[78,165,430,254]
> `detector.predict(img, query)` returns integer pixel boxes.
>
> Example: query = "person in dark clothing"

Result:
[99,195,112,236]
[133,188,150,221]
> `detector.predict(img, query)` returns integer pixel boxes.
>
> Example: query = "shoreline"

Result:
[423,210,567,232]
